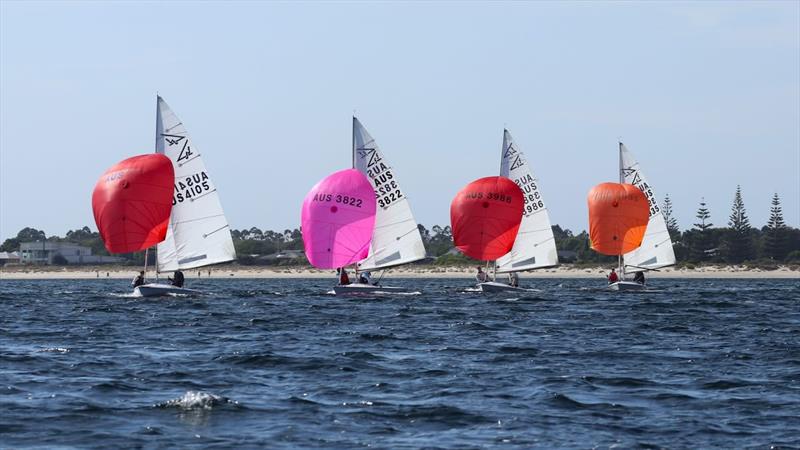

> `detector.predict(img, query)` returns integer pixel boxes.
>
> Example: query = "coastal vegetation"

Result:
[2,189,799,268]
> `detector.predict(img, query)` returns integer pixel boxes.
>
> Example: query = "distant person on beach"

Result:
[476,266,490,283]
[508,272,519,287]
[169,270,185,288]
[608,268,619,284]
[132,271,145,288]
[633,271,645,285]
[337,268,351,286]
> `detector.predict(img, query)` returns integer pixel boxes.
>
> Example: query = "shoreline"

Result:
[0,265,797,280]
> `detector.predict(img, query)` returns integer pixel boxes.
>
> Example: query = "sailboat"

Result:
[134,96,236,296]
[450,175,525,287]
[332,117,428,295]
[588,142,676,291]
[92,154,174,264]
[479,129,559,292]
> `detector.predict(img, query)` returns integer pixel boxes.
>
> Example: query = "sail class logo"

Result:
[162,134,186,146]
[358,147,381,167]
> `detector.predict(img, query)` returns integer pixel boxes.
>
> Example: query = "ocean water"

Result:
[1,277,798,449]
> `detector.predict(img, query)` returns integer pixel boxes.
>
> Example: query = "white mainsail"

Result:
[155,96,236,272]
[495,129,558,273]
[620,142,675,271]
[353,117,426,271]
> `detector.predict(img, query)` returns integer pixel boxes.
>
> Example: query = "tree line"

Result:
[2,187,798,266]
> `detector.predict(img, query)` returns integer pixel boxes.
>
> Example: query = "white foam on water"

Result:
[158,391,236,410]
[109,292,140,298]
[38,347,69,353]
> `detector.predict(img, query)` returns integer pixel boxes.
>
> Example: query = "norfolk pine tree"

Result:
[723,185,755,263]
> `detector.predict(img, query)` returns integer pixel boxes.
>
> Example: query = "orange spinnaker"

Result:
[450,176,524,261]
[588,182,650,256]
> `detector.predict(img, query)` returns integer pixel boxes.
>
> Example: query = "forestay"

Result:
[496,129,558,273]
[352,117,426,271]
[155,96,236,272]
[619,143,676,271]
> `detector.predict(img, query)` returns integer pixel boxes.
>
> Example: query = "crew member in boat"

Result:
[508,272,519,287]
[607,268,619,284]
[337,268,351,285]
[633,271,645,285]
[169,270,185,288]
[132,271,145,288]
[476,266,490,283]
[358,271,372,285]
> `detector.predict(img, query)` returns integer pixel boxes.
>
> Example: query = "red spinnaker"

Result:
[92,154,175,254]
[587,182,650,256]
[450,176,524,261]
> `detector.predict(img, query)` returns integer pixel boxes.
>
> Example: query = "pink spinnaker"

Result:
[301,169,377,269]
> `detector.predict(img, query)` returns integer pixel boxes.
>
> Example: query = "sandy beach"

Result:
[1,264,797,280]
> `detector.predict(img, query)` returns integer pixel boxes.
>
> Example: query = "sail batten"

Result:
[155,96,236,272]
[495,130,559,273]
[619,143,676,271]
[353,118,426,271]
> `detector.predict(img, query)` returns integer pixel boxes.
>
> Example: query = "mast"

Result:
[618,141,624,279]
[351,116,357,277]
[143,247,149,282]
[154,95,161,278]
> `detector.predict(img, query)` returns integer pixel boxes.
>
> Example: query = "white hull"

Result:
[134,283,202,297]
[478,281,536,293]
[332,283,417,296]
[607,281,646,291]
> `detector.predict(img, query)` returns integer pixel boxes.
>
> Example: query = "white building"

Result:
[0,251,20,265]
[18,242,122,265]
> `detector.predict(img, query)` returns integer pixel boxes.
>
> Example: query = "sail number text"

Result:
[513,173,545,215]
[363,154,404,209]
[312,193,364,208]
[628,171,660,217]
[173,172,211,205]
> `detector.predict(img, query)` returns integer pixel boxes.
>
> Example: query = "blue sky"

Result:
[1,1,798,242]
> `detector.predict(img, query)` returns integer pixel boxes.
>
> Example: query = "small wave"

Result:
[581,375,652,388]
[156,391,238,410]
[359,332,398,341]
[700,379,752,390]
[37,347,69,353]
[548,393,634,412]
[497,345,540,356]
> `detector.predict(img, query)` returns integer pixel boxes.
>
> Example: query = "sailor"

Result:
[508,271,519,287]
[132,271,145,288]
[633,271,645,285]
[476,266,490,283]
[169,270,185,288]
[358,271,372,285]
[337,268,351,286]
[607,268,619,284]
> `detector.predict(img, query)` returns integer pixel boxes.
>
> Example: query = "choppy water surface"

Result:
[1,277,799,448]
